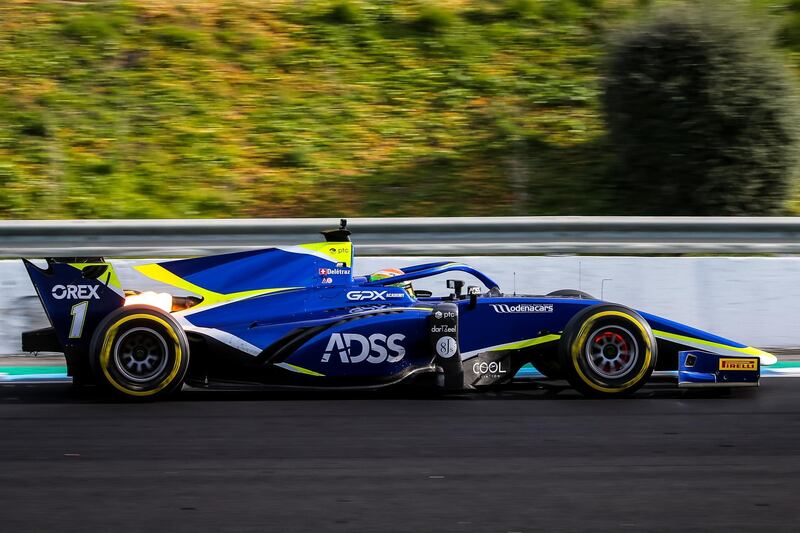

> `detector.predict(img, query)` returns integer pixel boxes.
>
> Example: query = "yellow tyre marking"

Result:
[100,314,183,397]
[571,310,653,394]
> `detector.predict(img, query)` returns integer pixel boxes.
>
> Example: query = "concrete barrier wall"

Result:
[6,217,800,256]
[2,256,799,354]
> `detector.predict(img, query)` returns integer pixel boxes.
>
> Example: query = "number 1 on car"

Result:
[68,301,89,339]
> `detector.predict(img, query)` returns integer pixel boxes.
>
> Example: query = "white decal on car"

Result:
[322,333,406,363]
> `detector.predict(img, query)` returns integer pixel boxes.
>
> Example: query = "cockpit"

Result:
[363,262,501,303]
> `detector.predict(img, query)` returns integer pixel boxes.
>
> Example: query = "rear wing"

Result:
[23,258,125,354]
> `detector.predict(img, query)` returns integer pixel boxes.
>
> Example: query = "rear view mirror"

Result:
[446,279,464,298]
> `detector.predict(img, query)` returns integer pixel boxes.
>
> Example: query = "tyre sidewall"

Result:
[559,304,657,396]
[89,305,189,399]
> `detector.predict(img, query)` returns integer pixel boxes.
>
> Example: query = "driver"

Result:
[367,268,415,298]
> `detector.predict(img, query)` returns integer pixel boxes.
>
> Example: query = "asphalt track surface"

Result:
[1,379,800,533]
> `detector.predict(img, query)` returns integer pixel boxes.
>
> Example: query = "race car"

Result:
[20,220,773,399]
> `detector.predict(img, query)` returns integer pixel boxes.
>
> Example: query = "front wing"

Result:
[677,350,760,388]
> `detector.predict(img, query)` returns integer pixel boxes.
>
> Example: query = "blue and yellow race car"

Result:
[21,220,773,399]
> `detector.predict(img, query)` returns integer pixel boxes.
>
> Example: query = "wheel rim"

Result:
[584,325,638,379]
[112,327,169,383]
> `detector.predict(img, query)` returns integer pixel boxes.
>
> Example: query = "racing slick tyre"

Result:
[547,289,596,299]
[89,305,190,400]
[559,304,657,397]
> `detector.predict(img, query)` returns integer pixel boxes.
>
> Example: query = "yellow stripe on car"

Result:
[653,330,777,365]
[276,362,325,377]
[461,334,561,358]
[135,263,296,309]
[298,242,352,266]
[68,263,124,296]
[487,334,562,352]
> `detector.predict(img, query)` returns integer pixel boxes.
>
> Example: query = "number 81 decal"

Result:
[69,301,89,339]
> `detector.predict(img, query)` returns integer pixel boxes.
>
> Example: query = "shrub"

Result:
[152,25,207,50]
[542,0,585,22]
[17,112,48,137]
[778,12,800,51]
[275,147,312,168]
[503,0,541,18]
[413,5,456,34]
[62,14,116,43]
[328,1,363,24]
[602,5,800,215]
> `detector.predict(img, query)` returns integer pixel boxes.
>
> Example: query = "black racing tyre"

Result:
[89,305,190,400]
[547,289,596,299]
[558,304,656,397]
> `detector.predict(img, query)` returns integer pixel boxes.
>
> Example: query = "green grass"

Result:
[0,0,797,219]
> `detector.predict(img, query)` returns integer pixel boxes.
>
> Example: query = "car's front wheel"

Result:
[89,305,189,399]
[559,304,656,397]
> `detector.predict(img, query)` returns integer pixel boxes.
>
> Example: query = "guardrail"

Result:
[1,217,800,257]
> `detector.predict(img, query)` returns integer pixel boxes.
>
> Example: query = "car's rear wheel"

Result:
[89,305,189,400]
[559,304,656,397]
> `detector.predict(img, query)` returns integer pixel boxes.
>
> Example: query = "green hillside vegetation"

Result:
[0,0,798,218]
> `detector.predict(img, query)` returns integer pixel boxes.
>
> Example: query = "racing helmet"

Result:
[367,267,415,298]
